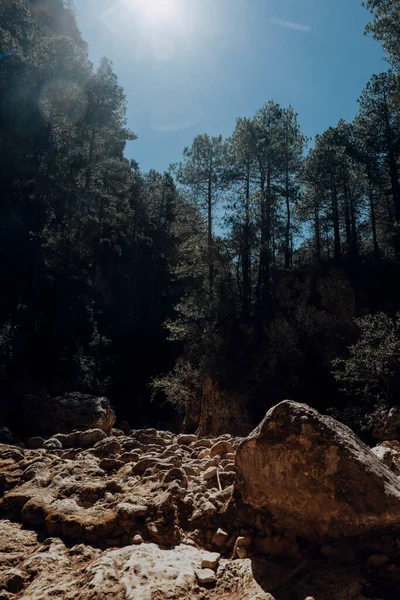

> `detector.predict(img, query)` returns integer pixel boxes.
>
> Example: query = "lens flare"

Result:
[125,0,178,24]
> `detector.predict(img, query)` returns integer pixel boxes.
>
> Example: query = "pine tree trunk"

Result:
[366,159,380,259]
[315,203,321,261]
[331,180,341,262]
[284,152,291,268]
[208,158,214,297]
[242,166,251,318]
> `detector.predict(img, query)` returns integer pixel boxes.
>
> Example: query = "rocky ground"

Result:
[1,399,400,599]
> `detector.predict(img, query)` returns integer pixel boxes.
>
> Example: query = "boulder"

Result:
[234,400,400,540]
[21,393,116,436]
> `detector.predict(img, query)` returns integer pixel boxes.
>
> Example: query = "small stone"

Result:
[132,534,143,544]
[195,568,216,585]
[233,535,252,559]
[210,440,234,458]
[52,433,71,447]
[147,522,159,536]
[177,434,198,446]
[203,501,217,516]
[131,457,158,475]
[201,552,221,570]
[212,528,229,547]
[367,553,390,568]
[43,438,63,450]
[203,466,218,480]
[192,439,212,449]
[111,428,125,437]
[99,458,124,471]
[198,449,211,459]
[163,467,188,488]
[78,429,107,448]
[120,451,141,463]
[91,436,121,458]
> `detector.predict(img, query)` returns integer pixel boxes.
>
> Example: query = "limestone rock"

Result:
[210,441,234,459]
[91,436,121,458]
[132,534,143,544]
[99,458,124,471]
[203,467,218,481]
[201,552,221,569]
[177,434,198,446]
[195,568,216,585]
[164,467,188,488]
[43,438,62,450]
[21,392,116,436]
[77,429,107,448]
[212,528,229,547]
[234,400,400,540]
[233,536,252,559]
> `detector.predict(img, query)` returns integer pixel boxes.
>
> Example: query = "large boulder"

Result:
[21,393,116,436]
[234,400,400,540]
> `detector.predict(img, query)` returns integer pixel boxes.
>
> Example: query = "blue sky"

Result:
[74,0,385,174]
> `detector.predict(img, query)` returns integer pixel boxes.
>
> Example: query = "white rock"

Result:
[203,466,218,480]
[201,552,221,569]
[195,568,216,585]
[132,535,143,544]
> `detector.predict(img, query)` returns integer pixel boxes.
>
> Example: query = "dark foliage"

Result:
[1,0,400,435]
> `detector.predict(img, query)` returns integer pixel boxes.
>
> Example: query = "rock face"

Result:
[21,392,116,436]
[234,400,400,539]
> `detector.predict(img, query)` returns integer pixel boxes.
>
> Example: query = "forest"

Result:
[1,0,400,438]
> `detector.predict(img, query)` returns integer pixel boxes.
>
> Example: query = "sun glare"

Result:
[127,0,178,24]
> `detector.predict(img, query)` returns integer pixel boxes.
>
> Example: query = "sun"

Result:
[126,0,178,24]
